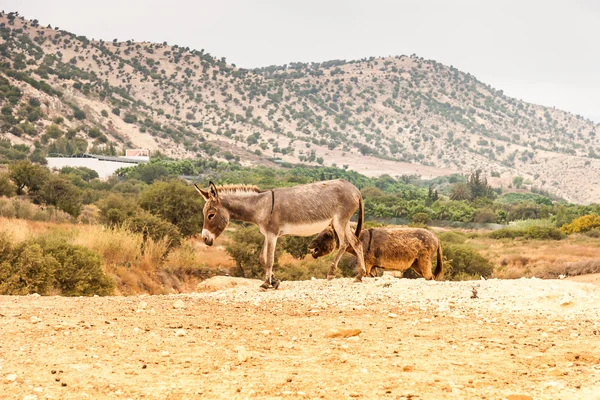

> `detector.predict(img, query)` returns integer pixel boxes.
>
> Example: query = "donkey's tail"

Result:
[434,242,444,280]
[355,195,364,238]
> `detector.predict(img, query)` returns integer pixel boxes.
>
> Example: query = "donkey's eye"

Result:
[208,213,216,220]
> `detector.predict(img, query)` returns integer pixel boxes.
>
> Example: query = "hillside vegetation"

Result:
[1,12,600,203]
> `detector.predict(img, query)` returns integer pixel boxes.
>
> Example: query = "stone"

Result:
[173,300,185,309]
[237,346,248,362]
[324,328,361,338]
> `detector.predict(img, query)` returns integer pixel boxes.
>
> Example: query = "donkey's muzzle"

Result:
[310,247,320,259]
[202,229,215,246]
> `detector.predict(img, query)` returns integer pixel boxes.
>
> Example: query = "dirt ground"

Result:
[1,276,599,400]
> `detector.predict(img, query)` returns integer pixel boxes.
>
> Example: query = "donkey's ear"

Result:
[194,183,210,201]
[208,181,219,200]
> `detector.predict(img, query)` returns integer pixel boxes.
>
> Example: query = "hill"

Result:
[1,11,600,203]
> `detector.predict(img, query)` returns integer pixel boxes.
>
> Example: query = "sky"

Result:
[4,0,600,122]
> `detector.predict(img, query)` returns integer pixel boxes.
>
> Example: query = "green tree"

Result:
[36,175,82,217]
[281,235,314,259]
[468,170,495,199]
[513,176,524,189]
[126,163,171,184]
[138,181,204,237]
[450,182,472,201]
[8,160,49,194]
[0,173,16,197]
[96,194,140,226]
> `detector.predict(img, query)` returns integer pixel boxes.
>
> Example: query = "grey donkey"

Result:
[195,179,366,289]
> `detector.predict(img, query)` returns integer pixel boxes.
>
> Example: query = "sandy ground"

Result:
[1,276,600,400]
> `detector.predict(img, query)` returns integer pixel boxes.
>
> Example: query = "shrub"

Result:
[437,231,467,244]
[412,212,430,224]
[443,244,494,280]
[60,166,99,181]
[138,180,204,237]
[0,173,16,197]
[77,204,101,224]
[96,194,140,226]
[473,208,497,223]
[73,108,86,120]
[225,225,282,279]
[124,163,171,184]
[0,241,59,295]
[584,229,600,238]
[125,210,181,248]
[561,214,600,234]
[123,113,137,123]
[281,235,315,259]
[36,175,82,217]
[277,257,332,281]
[34,235,114,296]
[490,226,565,240]
[9,160,50,194]
[0,197,73,223]
[524,226,566,240]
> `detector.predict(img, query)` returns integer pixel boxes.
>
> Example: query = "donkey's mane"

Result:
[216,184,262,195]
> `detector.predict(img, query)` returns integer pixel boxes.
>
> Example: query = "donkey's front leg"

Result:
[259,234,279,289]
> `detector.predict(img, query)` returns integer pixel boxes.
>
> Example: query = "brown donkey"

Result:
[309,226,443,280]
[195,179,366,289]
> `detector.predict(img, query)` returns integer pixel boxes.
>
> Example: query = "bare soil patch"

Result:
[1,277,599,399]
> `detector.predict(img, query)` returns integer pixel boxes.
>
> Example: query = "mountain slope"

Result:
[1,11,599,203]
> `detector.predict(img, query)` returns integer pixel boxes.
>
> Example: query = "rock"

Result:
[387,313,398,318]
[173,300,185,309]
[237,346,248,362]
[175,329,186,337]
[324,328,361,338]
[6,373,16,382]
[402,365,414,372]
[30,316,41,324]
[560,296,574,307]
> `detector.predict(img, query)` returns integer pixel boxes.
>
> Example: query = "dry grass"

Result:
[73,225,143,267]
[470,233,600,279]
[0,217,220,295]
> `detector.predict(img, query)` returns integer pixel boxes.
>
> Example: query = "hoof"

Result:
[353,276,363,283]
[272,279,281,290]
[327,274,335,281]
[259,282,271,290]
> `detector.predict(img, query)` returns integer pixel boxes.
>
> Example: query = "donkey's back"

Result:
[270,179,362,236]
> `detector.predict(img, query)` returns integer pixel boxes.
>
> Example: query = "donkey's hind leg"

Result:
[414,256,434,280]
[344,222,366,282]
[327,219,348,280]
[330,219,366,282]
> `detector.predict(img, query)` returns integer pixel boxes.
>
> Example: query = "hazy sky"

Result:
[5,0,600,122]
